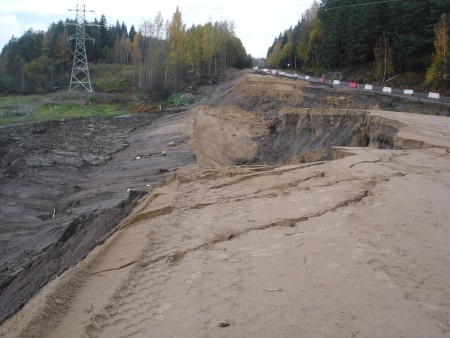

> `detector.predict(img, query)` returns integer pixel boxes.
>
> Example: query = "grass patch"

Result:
[34,103,127,120]
[90,64,134,92]
[0,93,129,125]
[167,92,196,107]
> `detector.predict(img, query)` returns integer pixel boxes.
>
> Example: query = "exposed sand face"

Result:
[1,74,450,337]
[189,105,265,168]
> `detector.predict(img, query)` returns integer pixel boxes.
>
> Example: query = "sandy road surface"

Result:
[1,74,450,337]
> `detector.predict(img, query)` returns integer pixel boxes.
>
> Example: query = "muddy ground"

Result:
[0,109,195,322]
[0,70,449,329]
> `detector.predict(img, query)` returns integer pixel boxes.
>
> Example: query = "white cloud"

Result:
[0,14,52,51]
[1,0,313,58]
[0,14,22,48]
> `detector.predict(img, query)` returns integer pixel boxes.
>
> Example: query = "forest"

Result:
[0,7,252,94]
[266,0,449,91]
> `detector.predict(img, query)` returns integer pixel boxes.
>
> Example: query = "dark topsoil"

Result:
[0,109,195,323]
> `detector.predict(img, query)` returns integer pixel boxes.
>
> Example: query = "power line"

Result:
[324,0,401,11]
[182,0,311,16]
[182,0,313,20]
[66,1,98,93]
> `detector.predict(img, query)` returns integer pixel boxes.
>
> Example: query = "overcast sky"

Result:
[0,0,315,58]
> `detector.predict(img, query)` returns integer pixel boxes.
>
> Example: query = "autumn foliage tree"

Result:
[132,10,250,93]
[426,13,450,90]
[167,7,187,91]
[131,34,142,91]
[374,32,394,82]
[0,7,251,94]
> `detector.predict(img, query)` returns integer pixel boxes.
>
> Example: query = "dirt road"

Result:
[1,73,450,337]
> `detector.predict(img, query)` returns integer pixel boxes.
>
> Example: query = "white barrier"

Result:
[383,87,392,93]
[333,80,341,85]
[364,84,373,90]
[305,76,310,80]
[404,89,414,95]
[428,92,440,100]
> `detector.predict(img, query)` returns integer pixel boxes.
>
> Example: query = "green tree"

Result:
[309,20,323,66]
[24,55,51,92]
[101,45,112,62]
[129,25,137,42]
[54,27,72,83]
[267,40,282,68]
[230,36,249,68]
[99,15,111,50]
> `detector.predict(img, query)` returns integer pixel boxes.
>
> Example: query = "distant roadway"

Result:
[258,69,450,106]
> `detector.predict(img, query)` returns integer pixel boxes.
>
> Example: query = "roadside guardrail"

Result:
[256,68,449,105]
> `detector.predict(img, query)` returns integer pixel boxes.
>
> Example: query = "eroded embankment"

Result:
[2,73,450,337]
[199,74,449,167]
[0,73,446,326]
[252,109,399,164]
[190,106,446,168]
[0,110,195,324]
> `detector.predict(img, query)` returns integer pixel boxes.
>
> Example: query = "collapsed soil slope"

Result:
[1,73,450,337]
[0,110,195,323]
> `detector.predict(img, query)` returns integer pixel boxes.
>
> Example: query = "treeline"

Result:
[266,0,449,90]
[132,8,252,92]
[0,7,252,93]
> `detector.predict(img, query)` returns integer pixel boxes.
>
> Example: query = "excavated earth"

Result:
[1,71,450,337]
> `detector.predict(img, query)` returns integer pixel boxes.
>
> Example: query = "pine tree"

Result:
[99,15,110,49]
[129,25,137,42]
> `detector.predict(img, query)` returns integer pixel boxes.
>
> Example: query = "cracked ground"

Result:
[2,73,450,337]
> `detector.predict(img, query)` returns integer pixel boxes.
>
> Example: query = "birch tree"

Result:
[167,7,187,90]
[426,13,449,90]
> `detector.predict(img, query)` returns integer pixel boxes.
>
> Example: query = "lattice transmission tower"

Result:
[66,1,98,92]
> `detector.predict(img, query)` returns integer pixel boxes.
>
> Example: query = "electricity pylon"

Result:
[66,1,98,92]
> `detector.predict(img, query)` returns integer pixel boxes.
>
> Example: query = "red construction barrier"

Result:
[349,82,358,88]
